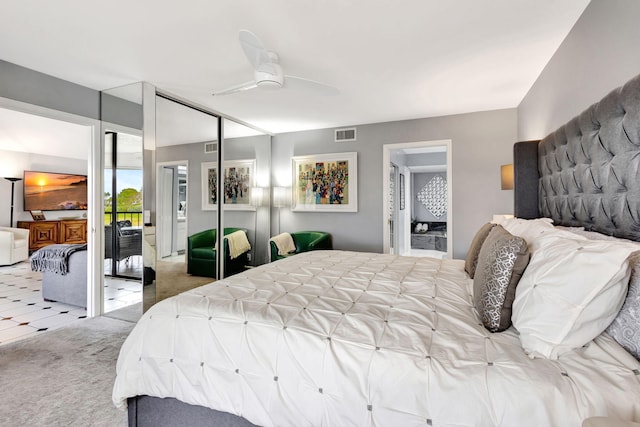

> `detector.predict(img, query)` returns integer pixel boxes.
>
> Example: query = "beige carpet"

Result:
[155,260,214,303]
[0,316,134,426]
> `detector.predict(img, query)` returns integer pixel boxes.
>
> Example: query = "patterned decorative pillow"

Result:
[606,251,640,360]
[465,222,496,279]
[473,225,530,332]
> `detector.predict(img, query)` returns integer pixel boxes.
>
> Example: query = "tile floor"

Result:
[104,255,144,313]
[0,261,142,346]
[104,275,143,313]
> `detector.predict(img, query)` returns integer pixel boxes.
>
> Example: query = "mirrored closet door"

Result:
[101,82,144,319]
[152,93,221,306]
[102,83,272,315]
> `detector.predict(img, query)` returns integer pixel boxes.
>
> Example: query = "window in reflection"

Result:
[104,132,144,280]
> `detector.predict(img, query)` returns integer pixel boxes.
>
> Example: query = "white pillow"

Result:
[512,231,640,359]
[500,217,558,252]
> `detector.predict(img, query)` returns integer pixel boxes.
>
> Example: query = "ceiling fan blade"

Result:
[285,75,340,96]
[238,30,276,75]
[212,81,258,96]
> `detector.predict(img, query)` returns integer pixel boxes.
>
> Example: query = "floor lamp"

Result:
[273,186,290,235]
[250,187,265,265]
[4,177,22,227]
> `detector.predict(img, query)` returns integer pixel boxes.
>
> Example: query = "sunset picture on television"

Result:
[24,171,88,211]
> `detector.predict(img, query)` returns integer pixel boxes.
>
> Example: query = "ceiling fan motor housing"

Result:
[254,63,284,89]
[214,32,337,96]
[255,54,284,88]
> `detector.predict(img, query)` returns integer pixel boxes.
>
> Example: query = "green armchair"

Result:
[187,228,249,278]
[269,231,332,262]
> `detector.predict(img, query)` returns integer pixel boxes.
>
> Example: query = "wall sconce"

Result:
[273,186,291,208]
[501,164,514,190]
[250,187,266,207]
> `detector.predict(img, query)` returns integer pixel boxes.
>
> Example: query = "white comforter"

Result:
[113,251,640,426]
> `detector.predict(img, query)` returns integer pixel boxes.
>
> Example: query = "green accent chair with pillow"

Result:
[269,231,332,262]
[187,228,249,278]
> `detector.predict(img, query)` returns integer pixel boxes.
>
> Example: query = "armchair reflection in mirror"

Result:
[187,228,250,278]
[269,231,332,262]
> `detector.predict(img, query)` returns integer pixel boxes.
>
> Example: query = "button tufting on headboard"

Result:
[515,73,640,241]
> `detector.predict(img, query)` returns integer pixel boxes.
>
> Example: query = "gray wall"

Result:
[0,60,99,120]
[101,93,143,131]
[518,0,640,140]
[272,108,517,259]
[406,152,447,167]
[157,142,217,236]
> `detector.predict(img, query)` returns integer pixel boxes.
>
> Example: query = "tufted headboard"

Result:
[514,73,640,242]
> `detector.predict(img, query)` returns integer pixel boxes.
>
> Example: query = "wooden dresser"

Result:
[17,219,87,252]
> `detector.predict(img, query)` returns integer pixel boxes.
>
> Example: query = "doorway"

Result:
[0,99,102,318]
[157,161,188,261]
[382,140,452,258]
[389,162,399,254]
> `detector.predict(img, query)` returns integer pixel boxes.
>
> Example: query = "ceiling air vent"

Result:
[204,142,217,154]
[335,127,356,142]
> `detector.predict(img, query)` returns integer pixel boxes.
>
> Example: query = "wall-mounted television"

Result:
[23,171,88,211]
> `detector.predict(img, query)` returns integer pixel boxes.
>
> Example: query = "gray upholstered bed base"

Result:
[128,396,258,427]
[41,249,87,308]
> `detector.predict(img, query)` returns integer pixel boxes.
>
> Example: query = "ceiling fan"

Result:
[212,30,339,97]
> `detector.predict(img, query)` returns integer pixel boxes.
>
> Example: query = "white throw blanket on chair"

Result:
[270,232,296,255]
[226,230,251,259]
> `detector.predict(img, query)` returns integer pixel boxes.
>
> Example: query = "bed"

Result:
[113,73,640,426]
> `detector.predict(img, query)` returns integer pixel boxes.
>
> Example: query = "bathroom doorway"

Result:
[382,140,452,258]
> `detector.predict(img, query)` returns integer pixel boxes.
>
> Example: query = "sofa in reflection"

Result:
[187,228,249,278]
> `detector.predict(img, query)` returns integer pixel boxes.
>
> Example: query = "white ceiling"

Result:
[0,0,591,139]
[0,107,91,160]
[0,1,592,161]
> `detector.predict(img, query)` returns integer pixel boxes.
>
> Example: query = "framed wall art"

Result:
[201,159,256,211]
[222,159,255,211]
[291,152,357,212]
[201,162,218,211]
